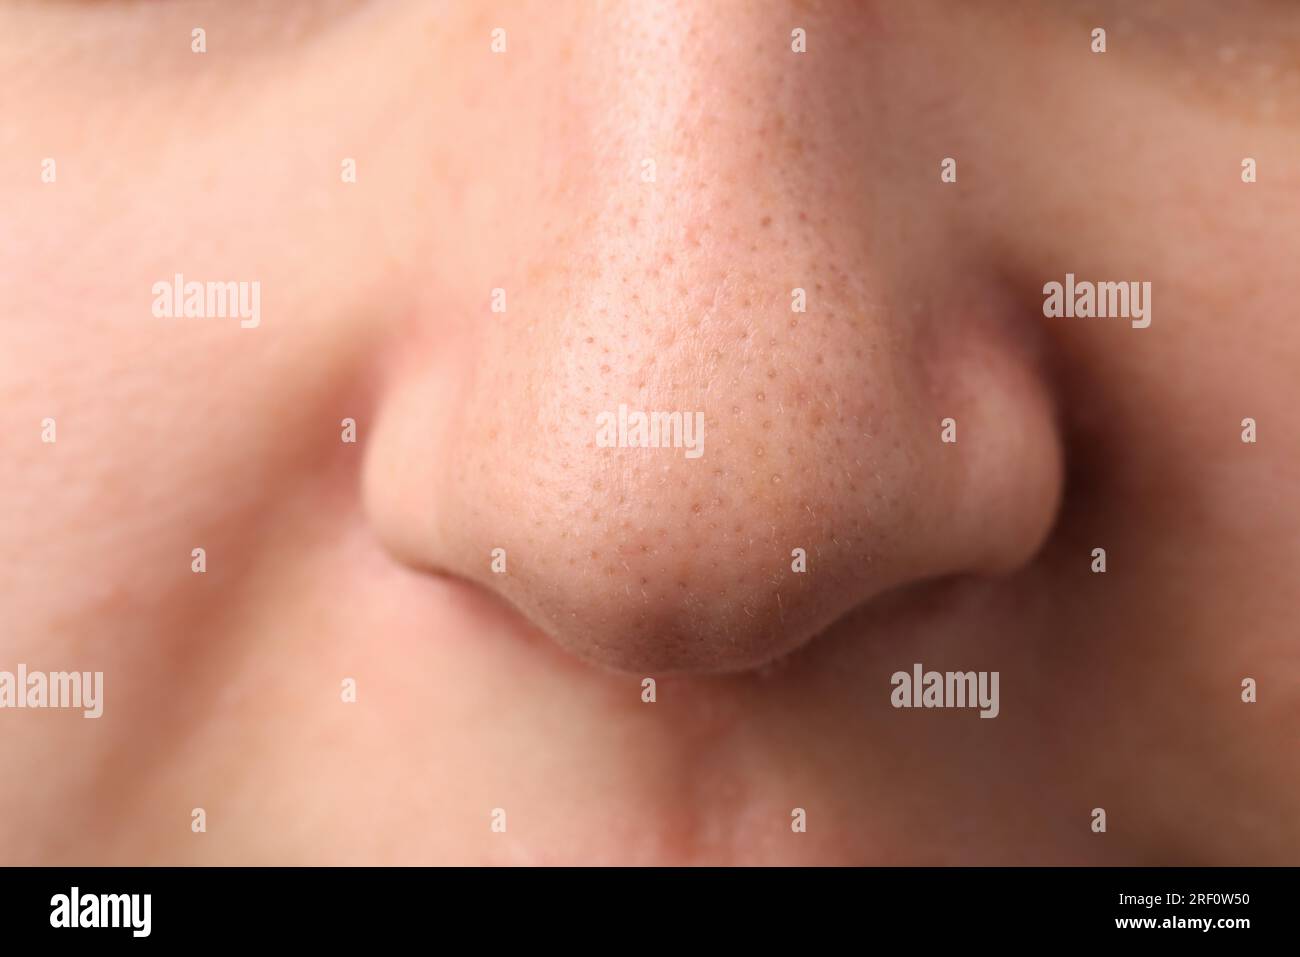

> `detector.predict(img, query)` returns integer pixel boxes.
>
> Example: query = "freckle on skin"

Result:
[760,216,772,227]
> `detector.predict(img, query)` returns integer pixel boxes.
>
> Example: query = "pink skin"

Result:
[0,0,1297,864]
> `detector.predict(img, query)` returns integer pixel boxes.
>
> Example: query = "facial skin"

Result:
[1,0,1297,865]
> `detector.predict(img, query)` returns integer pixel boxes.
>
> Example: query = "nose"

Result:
[362,1,1063,674]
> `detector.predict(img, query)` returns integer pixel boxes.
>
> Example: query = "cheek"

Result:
[0,84,392,629]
